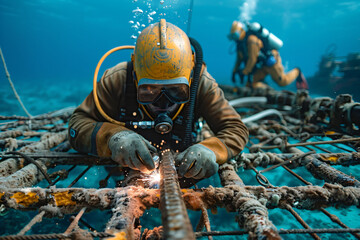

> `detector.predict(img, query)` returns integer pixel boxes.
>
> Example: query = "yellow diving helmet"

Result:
[228,20,246,41]
[132,19,195,120]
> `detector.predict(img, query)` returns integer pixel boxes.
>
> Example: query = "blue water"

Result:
[1,0,360,116]
[1,0,360,238]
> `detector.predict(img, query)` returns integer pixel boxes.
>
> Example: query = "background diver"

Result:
[68,19,249,187]
[228,20,309,90]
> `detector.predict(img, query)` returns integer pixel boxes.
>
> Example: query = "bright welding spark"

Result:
[150,172,161,184]
[142,170,161,188]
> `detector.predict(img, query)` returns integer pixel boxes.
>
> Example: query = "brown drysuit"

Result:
[69,62,249,165]
[233,35,300,88]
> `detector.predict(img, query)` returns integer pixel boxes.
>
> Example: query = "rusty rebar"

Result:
[260,137,360,150]
[105,187,153,240]
[283,203,321,239]
[0,130,68,178]
[159,149,195,240]
[320,208,360,239]
[217,161,281,239]
[17,210,46,235]
[195,228,360,237]
[0,231,113,240]
[248,122,360,187]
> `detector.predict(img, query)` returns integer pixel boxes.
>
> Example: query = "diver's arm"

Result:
[233,50,244,73]
[243,35,262,75]
[197,68,249,164]
[68,62,129,157]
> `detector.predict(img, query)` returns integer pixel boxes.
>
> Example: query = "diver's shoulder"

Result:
[200,64,215,83]
[247,34,260,42]
[104,61,128,78]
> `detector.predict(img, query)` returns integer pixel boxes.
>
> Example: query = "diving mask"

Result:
[137,78,190,105]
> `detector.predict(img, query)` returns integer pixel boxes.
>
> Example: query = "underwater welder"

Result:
[68,19,249,186]
[228,20,309,90]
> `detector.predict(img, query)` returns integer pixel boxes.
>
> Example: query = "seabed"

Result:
[0,85,360,240]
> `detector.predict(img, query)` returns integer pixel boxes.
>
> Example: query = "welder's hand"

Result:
[109,131,157,173]
[175,144,219,179]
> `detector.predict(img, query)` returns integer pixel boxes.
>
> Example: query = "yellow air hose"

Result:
[93,46,135,126]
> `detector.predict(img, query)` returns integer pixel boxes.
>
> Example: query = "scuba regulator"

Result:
[92,37,202,141]
[92,46,174,135]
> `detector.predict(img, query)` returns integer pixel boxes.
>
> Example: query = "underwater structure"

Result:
[1,82,360,239]
[308,45,360,99]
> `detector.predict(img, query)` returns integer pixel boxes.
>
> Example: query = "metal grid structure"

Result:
[0,86,360,240]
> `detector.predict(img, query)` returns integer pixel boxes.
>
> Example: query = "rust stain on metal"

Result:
[104,231,127,240]
[324,156,339,162]
[10,191,39,207]
[182,189,204,211]
[52,191,76,206]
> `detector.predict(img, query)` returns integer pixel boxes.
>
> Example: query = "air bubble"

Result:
[132,7,143,14]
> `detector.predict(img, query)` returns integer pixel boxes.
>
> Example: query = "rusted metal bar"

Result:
[53,140,72,152]
[0,187,159,212]
[201,183,360,211]
[1,152,111,166]
[274,155,360,239]
[67,165,91,188]
[0,158,49,188]
[0,130,68,178]
[0,118,59,131]
[218,163,245,186]
[17,210,46,235]
[1,183,360,212]
[48,165,76,188]
[195,205,213,240]
[195,228,360,237]
[218,162,280,239]
[0,232,113,240]
[64,207,87,234]
[159,149,195,240]
[0,139,37,148]
[281,165,313,185]
[291,148,360,187]
[0,130,23,139]
[248,122,360,187]
[105,186,158,240]
[320,208,360,239]
[240,152,360,168]
[0,107,74,121]
[260,137,360,150]
[249,137,360,240]
[282,203,321,240]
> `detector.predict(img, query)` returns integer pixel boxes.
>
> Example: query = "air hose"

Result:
[228,97,267,108]
[93,46,135,126]
[242,109,284,124]
[183,38,203,148]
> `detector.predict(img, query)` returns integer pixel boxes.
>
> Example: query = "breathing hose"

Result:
[93,46,135,126]
[183,38,203,148]
[242,109,284,124]
[228,97,267,108]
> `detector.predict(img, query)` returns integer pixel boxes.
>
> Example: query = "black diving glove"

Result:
[175,144,219,179]
[109,131,157,173]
